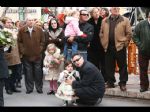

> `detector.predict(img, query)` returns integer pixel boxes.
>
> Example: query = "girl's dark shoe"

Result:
[53,91,57,95]
[47,91,54,95]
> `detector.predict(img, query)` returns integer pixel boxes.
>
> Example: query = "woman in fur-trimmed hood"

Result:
[45,18,64,53]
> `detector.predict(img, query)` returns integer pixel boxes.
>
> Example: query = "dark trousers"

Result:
[0,79,4,106]
[4,77,11,91]
[87,49,107,82]
[5,64,21,91]
[16,63,22,82]
[105,46,128,85]
[5,65,18,91]
[23,59,43,92]
[138,52,150,89]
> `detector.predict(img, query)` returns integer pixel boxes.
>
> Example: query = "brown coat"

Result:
[5,44,21,66]
[17,25,45,61]
[4,29,21,66]
[99,15,132,52]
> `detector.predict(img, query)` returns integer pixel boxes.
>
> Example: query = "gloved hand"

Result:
[80,33,87,38]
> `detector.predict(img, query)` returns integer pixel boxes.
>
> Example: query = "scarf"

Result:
[48,28,63,40]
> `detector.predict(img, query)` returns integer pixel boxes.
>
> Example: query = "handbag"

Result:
[43,67,49,75]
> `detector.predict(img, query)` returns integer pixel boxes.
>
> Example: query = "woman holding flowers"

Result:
[1,17,21,94]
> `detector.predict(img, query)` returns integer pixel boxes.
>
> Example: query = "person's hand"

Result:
[45,64,49,68]
[65,78,74,85]
[53,58,60,64]
[87,42,90,48]
[67,36,75,43]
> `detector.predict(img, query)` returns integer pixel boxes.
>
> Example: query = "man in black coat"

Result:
[65,53,105,106]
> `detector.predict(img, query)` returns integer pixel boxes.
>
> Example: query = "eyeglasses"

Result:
[72,56,81,64]
[51,22,57,25]
[80,14,89,16]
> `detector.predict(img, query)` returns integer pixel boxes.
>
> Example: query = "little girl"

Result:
[43,43,64,95]
[55,61,80,106]
[64,10,87,60]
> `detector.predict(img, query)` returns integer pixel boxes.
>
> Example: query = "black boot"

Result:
[12,88,21,93]
[16,80,22,88]
[6,90,13,95]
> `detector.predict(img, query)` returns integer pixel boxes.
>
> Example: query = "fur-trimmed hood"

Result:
[45,47,61,58]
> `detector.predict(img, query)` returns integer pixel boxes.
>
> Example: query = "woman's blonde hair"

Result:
[1,17,12,24]
[66,10,79,17]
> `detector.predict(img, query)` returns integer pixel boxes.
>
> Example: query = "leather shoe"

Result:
[26,90,33,94]
[105,83,115,88]
[95,98,102,105]
[119,85,127,91]
[12,89,21,93]
[37,90,43,94]
[140,88,148,92]
[47,91,54,95]
[6,90,13,95]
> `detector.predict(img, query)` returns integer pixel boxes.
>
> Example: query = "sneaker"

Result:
[72,102,78,106]
[62,103,68,106]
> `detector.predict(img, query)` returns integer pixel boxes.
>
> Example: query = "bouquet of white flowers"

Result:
[51,54,64,66]
[0,28,15,46]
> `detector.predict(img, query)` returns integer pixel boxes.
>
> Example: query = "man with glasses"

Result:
[133,11,150,92]
[65,53,105,106]
[67,9,94,60]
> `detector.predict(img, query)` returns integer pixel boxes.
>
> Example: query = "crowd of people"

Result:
[0,7,150,107]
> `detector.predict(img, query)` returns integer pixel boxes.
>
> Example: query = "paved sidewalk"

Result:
[105,73,150,100]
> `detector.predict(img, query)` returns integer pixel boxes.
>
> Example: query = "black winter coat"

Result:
[88,17,103,51]
[0,48,9,79]
[75,22,94,51]
[72,61,105,99]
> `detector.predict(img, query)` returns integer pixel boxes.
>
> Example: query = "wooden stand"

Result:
[115,41,138,75]
[127,40,137,74]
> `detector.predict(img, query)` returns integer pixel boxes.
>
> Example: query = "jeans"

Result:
[64,42,78,61]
